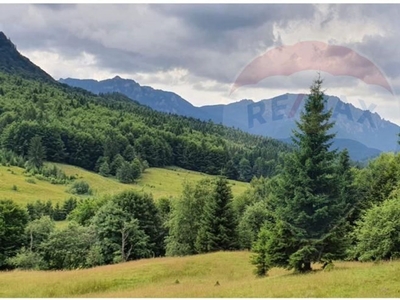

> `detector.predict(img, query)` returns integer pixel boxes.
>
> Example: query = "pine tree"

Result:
[238,158,253,182]
[195,176,238,253]
[252,77,350,274]
[27,136,46,169]
[251,227,271,277]
[99,161,110,177]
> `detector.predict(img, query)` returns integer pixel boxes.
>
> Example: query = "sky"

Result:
[1,3,400,124]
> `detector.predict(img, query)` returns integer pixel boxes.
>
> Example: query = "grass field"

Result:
[0,164,249,206]
[0,251,399,297]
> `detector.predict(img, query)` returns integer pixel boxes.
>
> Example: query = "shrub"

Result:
[6,247,45,270]
[69,180,92,195]
[25,178,36,184]
[349,197,400,261]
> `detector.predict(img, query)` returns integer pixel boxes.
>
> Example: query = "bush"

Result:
[25,178,36,184]
[116,160,141,184]
[69,180,92,195]
[0,149,26,168]
[7,247,45,270]
[40,164,70,185]
[349,197,400,261]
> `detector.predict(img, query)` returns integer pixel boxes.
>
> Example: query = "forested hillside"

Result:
[0,72,290,182]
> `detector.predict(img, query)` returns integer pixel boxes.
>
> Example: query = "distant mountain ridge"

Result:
[59,76,211,120]
[61,76,400,161]
[200,93,400,153]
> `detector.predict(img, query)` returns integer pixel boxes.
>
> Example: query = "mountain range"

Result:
[60,76,400,161]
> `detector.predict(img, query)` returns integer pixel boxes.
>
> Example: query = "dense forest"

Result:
[0,71,290,183]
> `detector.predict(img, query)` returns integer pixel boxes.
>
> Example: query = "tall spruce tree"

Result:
[27,136,46,169]
[252,77,350,274]
[195,176,238,253]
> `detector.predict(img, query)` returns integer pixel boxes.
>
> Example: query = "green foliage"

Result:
[251,227,271,277]
[195,177,238,253]
[156,197,172,251]
[26,198,77,222]
[110,154,125,176]
[166,179,214,256]
[63,197,78,216]
[122,144,136,162]
[27,135,46,170]
[6,247,45,270]
[116,159,141,183]
[40,222,97,270]
[349,197,400,261]
[0,199,29,269]
[26,200,54,221]
[26,216,55,251]
[353,152,400,211]
[252,78,352,275]
[99,160,110,177]
[68,196,109,226]
[238,158,253,182]
[25,178,36,184]
[0,149,25,167]
[238,201,270,250]
[91,201,150,263]
[36,164,71,184]
[69,180,92,195]
[111,190,164,257]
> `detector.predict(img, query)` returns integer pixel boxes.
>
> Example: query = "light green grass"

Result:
[0,165,71,205]
[0,164,248,206]
[0,251,399,297]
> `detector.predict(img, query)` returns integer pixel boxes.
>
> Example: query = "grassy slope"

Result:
[0,251,399,297]
[0,164,248,206]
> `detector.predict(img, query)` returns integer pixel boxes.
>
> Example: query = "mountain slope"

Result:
[59,76,210,120]
[0,32,54,82]
[201,94,400,154]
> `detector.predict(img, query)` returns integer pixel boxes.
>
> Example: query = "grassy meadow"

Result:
[0,163,249,207]
[0,251,399,297]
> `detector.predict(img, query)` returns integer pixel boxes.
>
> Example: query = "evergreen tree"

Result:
[238,158,253,182]
[251,227,271,277]
[123,144,136,162]
[223,159,239,180]
[110,154,125,176]
[27,135,46,169]
[99,160,111,177]
[252,77,350,274]
[0,200,29,269]
[195,176,238,253]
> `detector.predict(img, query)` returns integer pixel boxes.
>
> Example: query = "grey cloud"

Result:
[153,4,315,32]
[2,3,400,100]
